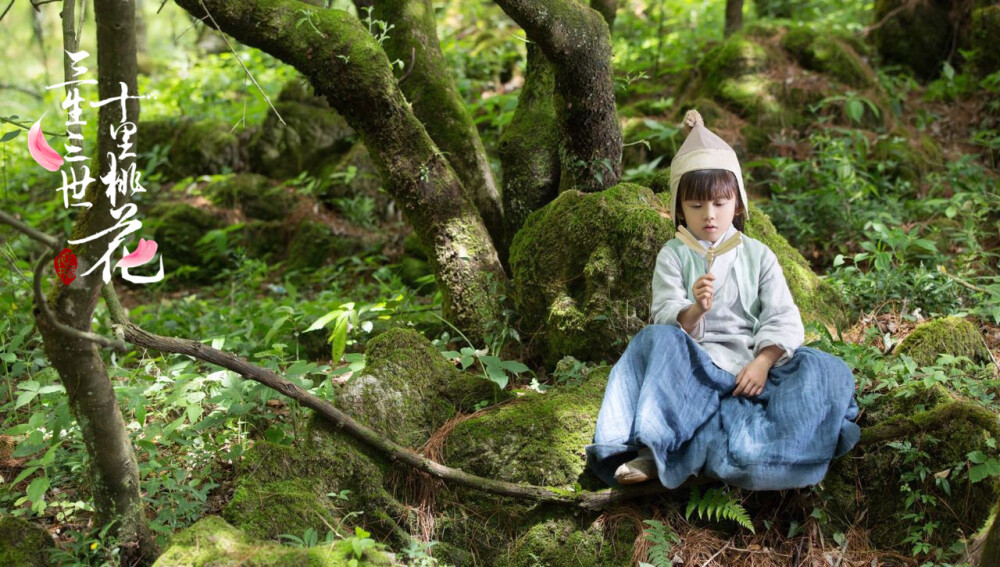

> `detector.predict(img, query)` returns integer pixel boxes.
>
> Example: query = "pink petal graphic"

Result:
[28,117,64,172]
[115,238,158,269]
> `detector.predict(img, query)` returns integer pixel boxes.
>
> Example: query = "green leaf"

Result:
[0,129,21,143]
[26,476,50,502]
[846,99,864,123]
[264,316,290,344]
[329,315,349,363]
[14,390,37,410]
[307,310,342,333]
[499,360,530,374]
[968,450,988,464]
[0,352,16,363]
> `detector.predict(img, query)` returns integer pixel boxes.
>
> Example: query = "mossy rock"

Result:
[139,118,245,177]
[286,221,342,271]
[825,393,1000,553]
[971,6,1000,76]
[780,26,875,88]
[239,220,288,260]
[496,512,638,567]
[509,184,672,365]
[871,0,954,80]
[149,203,225,278]
[278,77,330,107]
[203,174,296,221]
[445,366,610,488]
[153,515,395,566]
[337,328,502,448]
[248,101,355,179]
[510,184,845,365]
[0,516,55,567]
[894,316,989,367]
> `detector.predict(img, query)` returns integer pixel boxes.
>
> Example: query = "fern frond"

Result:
[642,519,680,567]
[684,487,755,533]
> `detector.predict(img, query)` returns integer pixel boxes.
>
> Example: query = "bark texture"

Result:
[32,1,156,564]
[725,0,743,37]
[494,0,622,193]
[172,0,505,338]
[497,43,559,266]
[363,0,505,250]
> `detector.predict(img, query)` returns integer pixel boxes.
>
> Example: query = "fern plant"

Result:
[684,486,755,533]
[640,520,680,567]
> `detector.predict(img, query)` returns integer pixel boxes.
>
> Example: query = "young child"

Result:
[585,110,860,490]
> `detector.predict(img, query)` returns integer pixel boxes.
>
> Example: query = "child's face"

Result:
[681,194,737,243]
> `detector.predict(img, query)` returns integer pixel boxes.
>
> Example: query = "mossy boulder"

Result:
[510,184,844,365]
[337,328,504,448]
[510,184,672,365]
[139,118,245,177]
[895,316,990,367]
[286,221,342,271]
[825,390,1000,553]
[871,132,944,183]
[316,143,394,222]
[871,0,955,80]
[203,174,296,221]
[0,516,55,567]
[971,6,1000,76]
[445,366,610,488]
[149,202,225,279]
[248,101,355,179]
[153,515,395,566]
[780,26,875,88]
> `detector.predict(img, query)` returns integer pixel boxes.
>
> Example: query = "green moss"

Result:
[826,398,1000,552]
[0,516,55,567]
[204,174,296,221]
[498,513,637,567]
[894,316,990,367]
[743,202,847,326]
[316,143,383,207]
[239,220,287,259]
[248,101,355,179]
[781,26,874,88]
[699,34,771,86]
[509,184,673,365]
[153,515,394,566]
[871,133,938,183]
[741,124,771,155]
[139,118,244,177]
[225,474,339,541]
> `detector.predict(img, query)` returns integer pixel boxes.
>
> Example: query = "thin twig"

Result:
[0,210,59,248]
[700,541,730,566]
[0,0,14,24]
[196,0,285,125]
[397,47,416,83]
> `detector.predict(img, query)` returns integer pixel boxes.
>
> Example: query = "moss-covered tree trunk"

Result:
[589,0,617,27]
[356,0,505,251]
[493,0,622,193]
[32,1,156,564]
[173,0,505,337]
[725,0,743,37]
[497,43,559,267]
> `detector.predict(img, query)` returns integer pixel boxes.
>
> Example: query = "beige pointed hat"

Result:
[668,109,748,220]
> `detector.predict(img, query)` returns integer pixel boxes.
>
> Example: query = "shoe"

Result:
[614,448,657,485]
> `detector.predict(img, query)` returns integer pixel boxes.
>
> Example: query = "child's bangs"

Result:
[679,170,738,202]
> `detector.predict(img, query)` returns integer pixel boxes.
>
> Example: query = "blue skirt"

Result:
[585,325,861,490]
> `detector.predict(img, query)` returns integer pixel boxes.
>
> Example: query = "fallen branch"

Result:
[3,212,670,511]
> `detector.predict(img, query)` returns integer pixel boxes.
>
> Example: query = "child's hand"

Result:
[692,273,715,313]
[733,358,769,397]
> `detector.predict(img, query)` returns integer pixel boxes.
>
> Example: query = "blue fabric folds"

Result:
[585,325,861,491]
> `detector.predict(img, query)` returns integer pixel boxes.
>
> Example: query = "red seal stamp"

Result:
[54,248,77,285]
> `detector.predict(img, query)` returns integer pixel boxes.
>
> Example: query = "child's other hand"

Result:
[733,358,768,397]
[692,273,715,313]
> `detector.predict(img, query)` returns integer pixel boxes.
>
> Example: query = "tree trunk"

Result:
[173,0,505,338]
[498,42,559,265]
[724,0,743,38]
[32,1,156,564]
[359,0,505,251]
[493,0,622,193]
